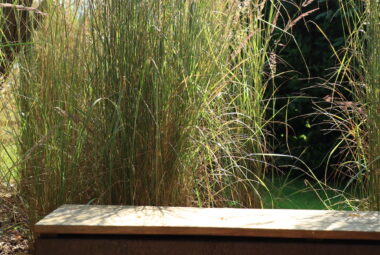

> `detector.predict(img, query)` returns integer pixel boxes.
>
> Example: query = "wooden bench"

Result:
[34,205,380,255]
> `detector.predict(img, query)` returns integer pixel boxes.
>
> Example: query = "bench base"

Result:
[35,234,380,255]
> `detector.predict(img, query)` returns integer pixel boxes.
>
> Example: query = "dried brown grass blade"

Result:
[284,8,319,32]
[302,0,316,8]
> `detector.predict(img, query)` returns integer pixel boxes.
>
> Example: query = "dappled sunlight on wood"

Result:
[35,205,380,240]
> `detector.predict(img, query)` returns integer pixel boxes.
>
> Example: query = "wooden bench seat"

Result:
[34,205,380,255]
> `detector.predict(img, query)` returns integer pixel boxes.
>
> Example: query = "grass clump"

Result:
[315,0,380,210]
[366,0,380,209]
[0,94,18,185]
[12,0,282,222]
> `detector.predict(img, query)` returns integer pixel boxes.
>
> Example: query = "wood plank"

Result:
[34,205,380,240]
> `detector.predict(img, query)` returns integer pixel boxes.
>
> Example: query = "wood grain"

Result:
[34,205,380,240]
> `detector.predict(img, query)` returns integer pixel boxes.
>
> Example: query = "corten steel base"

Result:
[35,235,380,255]
[34,205,380,255]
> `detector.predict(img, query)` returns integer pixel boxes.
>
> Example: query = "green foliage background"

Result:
[273,0,349,178]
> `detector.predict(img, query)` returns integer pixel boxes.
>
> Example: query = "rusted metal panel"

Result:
[35,235,380,255]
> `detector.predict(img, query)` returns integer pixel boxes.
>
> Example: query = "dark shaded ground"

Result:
[0,186,30,255]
